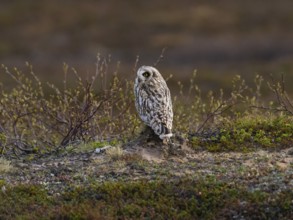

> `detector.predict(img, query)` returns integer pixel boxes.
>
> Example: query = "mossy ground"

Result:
[0,177,292,220]
[1,133,292,219]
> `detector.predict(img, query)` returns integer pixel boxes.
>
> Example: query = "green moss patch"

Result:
[0,178,292,219]
[190,116,293,152]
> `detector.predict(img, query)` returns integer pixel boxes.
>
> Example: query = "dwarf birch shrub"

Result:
[0,60,292,157]
[0,61,139,157]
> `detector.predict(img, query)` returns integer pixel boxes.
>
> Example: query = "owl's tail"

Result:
[159,125,173,140]
[159,133,173,140]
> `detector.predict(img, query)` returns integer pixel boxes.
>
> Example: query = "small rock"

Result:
[95,145,112,154]
[95,148,102,153]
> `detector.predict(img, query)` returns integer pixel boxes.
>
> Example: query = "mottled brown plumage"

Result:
[134,66,173,140]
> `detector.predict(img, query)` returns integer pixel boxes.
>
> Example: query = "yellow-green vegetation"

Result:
[0,62,292,156]
[105,146,124,160]
[0,157,13,173]
[191,116,293,152]
[0,178,292,219]
[0,62,138,156]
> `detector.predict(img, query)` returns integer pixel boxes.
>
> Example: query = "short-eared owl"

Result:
[134,66,173,140]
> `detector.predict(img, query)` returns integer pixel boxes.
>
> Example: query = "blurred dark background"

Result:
[1,0,293,94]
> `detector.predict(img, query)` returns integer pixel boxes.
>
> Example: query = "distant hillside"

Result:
[0,0,293,94]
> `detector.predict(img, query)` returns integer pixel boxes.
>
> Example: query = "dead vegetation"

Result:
[0,157,12,173]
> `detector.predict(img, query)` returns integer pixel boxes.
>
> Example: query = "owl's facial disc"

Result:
[137,66,155,82]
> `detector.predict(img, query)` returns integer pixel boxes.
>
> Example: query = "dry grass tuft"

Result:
[105,146,124,160]
[0,158,13,173]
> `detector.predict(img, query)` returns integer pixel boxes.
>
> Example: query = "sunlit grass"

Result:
[0,157,13,173]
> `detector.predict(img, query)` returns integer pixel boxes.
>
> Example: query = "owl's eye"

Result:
[142,72,150,78]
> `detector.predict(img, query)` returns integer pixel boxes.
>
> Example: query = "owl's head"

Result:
[136,66,162,83]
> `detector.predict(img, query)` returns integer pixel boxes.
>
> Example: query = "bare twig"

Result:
[133,55,140,73]
[59,83,105,146]
[196,102,235,133]
[268,74,293,115]
[154,48,167,67]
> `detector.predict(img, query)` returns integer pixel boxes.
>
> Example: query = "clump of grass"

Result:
[66,138,122,154]
[105,146,124,160]
[0,157,13,173]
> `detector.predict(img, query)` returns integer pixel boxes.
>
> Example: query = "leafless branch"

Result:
[196,101,235,133]
[154,48,167,67]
